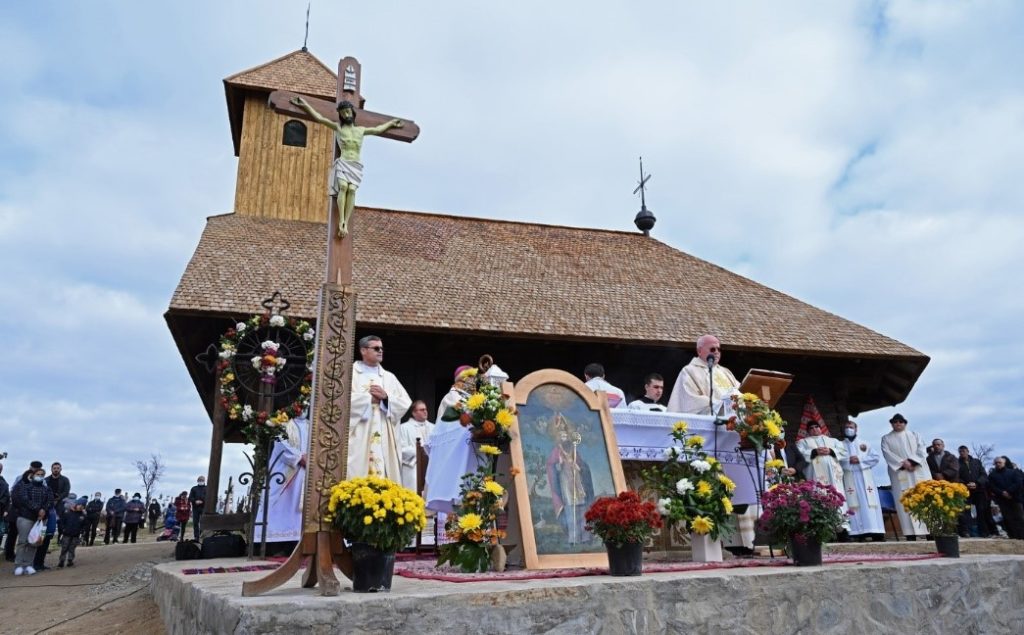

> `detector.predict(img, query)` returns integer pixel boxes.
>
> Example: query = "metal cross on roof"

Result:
[633,156,652,208]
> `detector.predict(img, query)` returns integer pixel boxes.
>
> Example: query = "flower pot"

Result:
[934,535,960,558]
[349,543,397,592]
[787,537,822,566]
[605,541,643,576]
[690,532,723,563]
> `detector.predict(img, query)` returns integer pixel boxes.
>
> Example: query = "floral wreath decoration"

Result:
[216,312,315,442]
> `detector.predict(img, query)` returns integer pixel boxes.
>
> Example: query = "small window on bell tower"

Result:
[282,120,307,147]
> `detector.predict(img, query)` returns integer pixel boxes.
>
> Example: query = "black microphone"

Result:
[706,354,716,366]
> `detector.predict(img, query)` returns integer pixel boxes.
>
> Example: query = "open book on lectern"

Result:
[738,369,793,409]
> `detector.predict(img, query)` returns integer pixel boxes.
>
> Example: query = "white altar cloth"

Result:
[611,409,765,505]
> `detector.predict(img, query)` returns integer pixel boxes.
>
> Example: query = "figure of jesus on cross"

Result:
[290,96,404,237]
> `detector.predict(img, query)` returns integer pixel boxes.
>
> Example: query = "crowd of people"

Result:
[0,458,211,576]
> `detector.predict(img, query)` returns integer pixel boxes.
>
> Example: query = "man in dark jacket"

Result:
[927,439,961,482]
[84,493,104,546]
[958,446,994,537]
[104,489,126,544]
[4,461,42,562]
[0,462,9,550]
[122,493,146,544]
[147,499,162,533]
[188,476,208,540]
[988,456,1024,540]
[45,462,71,540]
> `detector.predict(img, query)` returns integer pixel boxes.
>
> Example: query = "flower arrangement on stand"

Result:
[757,480,849,566]
[440,369,515,444]
[325,475,427,591]
[900,480,970,557]
[641,421,736,561]
[584,491,662,575]
[727,393,786,450]
[437,444,513,573]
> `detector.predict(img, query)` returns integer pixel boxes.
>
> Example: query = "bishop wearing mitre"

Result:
[348,335,411,481]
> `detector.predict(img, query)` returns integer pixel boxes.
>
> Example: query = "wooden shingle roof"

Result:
[224,49,336,98]
[168,209,925,360]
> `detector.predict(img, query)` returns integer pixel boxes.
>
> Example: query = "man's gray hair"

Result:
[359,335,382,349]
[696,334,717,349]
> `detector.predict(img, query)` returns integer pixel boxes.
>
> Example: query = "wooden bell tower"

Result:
[223,49,338,222]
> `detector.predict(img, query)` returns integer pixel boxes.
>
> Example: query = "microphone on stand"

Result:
[707,354,724,426]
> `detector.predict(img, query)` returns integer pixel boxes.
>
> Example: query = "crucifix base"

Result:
[241,530,351,596]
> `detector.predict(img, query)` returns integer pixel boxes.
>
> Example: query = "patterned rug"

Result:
[182,564,280,575]
[394,552,944,583]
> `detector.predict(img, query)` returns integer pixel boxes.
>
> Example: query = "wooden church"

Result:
[165,49,929,443]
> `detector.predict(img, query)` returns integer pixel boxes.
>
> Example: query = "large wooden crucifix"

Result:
[242,56,419,597]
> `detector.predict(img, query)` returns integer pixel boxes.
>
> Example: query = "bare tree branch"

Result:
[134,453,166,504]
[972,443,996,468]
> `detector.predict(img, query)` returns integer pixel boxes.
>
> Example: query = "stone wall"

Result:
[153,555,1024,634]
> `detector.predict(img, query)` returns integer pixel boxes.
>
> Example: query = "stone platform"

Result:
[152,551,1024,634]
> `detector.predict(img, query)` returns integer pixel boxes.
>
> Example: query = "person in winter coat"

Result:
[104,489,126,544]
[122,493,146,544]
[174,492,191,542]
[147,499,162,533]
[58,497,87,567]
[84,493,104,546]
[12,466,54,576]
[988,456,1024,539]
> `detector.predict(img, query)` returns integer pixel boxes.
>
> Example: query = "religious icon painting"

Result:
[508,369,628,569]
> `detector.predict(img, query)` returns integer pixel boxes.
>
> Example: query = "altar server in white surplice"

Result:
[838,420,885,540]
[266,415,308,543]
[398,401,435,492]
[667,334,741,415]
[797,421,850,520]
[879,413,929,538]
[424,366,482,515]
[348,336,412,482]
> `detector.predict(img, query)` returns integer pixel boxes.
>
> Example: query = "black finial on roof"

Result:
[633,156,656,236]
[302,2,311,52]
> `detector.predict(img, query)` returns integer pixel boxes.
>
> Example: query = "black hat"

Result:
[889,413,908,423]
[30,460,43,469]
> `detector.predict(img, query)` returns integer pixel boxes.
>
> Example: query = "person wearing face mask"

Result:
[11,466,54,576]
[987,456,1024,540]
[122,493,146,544]
[838,421,885,542]
[188,476,208,540]
[84,493,104,546]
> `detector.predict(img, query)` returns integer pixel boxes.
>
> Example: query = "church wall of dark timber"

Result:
[233,93,333,222]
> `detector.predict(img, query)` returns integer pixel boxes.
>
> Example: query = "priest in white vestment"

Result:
[424,366,482,515]
[398,400,434,492]
[838,421,885,540]
[667,335,741,415]
[347,336,412,482]
[265,415,308,543]
[879,413,929,539]
[797,421,850,522]
[583,363,627,409]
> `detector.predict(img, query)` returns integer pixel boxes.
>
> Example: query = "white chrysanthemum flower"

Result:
[303,329,315,340]
[657,498,672,516]
[219,350,234,359]
[242,405,254,421]
[261,340,279,351]
[691,460,711,474]
[269,315,285,327]
[675,478,694,494]
[251,357,262,370]
[236,322,247,332]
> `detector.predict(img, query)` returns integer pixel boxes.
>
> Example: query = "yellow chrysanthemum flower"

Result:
[686,436,705,448]
[696,480,713,498]
[691,516,714,535]
[482,480,505,497]
[466,393,487,411]
[363,515,373,525]
[765,459,785,470]
[458,513,483,531]
[479,444,502,456]
[672,421,689,433]
[718,474,736,492]
[764,421,781,438]
[496,409,514,429]
[722,497,733,514]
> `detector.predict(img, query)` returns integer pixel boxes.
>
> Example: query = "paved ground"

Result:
[0,534,173,635]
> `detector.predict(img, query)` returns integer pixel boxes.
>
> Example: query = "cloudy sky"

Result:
[2,1,1021,500]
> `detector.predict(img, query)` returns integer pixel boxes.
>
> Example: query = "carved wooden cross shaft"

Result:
[242,57,418,597]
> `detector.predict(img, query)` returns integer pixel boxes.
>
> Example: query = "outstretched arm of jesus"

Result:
[290,96,337,129]
[364,118,404,136]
